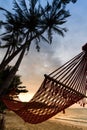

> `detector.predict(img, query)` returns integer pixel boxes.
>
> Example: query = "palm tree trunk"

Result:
[1,46,10,64]
[0,45,24,72]
[0,28,47,73]
[0,46,26,96]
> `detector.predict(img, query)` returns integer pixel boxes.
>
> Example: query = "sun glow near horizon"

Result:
[19,92,34,102]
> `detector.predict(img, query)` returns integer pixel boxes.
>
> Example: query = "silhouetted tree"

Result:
[0,66,28,129]
[0,66,28,98]
[0,66,28,112]
[0,0,77,95]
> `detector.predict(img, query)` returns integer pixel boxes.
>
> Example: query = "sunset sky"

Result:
[0,0,87,102]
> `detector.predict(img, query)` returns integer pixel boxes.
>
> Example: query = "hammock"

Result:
[2,44,87,124]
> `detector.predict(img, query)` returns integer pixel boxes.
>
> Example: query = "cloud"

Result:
[18,42,61,94]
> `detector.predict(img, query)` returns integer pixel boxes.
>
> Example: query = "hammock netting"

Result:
[2,44,87,124]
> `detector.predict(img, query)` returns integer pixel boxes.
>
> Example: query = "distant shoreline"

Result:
[55,117,87,124]
[50,118,87,130]
[4,108,87,130]
[50,108,87,130]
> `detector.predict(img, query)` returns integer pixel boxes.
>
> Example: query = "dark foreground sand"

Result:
[3,109,87,130]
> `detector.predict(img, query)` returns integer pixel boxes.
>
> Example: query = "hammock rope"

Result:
[2,44,87,124]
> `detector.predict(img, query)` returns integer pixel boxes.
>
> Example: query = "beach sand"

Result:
[4,108,87,130]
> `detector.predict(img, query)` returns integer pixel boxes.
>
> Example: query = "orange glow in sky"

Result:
[19,92,34,102]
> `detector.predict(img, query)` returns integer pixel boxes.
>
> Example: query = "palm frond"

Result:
[29,0,38,11]
[0,31,11,37]
[0,7,15,24]
[0,21,4,28]
[61,0,77,4]
[48,27,53,44]
[63,27,68,32]
[0,7,12,15]
[51,0,61,14]
[0,44,10,48]
[19,0,29,14]
[1,35,11,41]
[72,0,77,3]
[56,9,70,20]
[45,1,51,13]
[40,35,49,44]
[13,0,27,19]
[56,20,67,25]
[35,39,40,52]
[53,26,65,37]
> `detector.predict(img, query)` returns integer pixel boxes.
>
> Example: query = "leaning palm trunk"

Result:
[0,34,36,73]
[0,45,24,72]
[0,46,26,96]
[1,46,10,64]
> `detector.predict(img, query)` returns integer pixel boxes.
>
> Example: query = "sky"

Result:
[0,0,87,102]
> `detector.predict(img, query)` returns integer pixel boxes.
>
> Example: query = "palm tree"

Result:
[0,66,28,129]
[0,66,28,97]
[0,0,76,96]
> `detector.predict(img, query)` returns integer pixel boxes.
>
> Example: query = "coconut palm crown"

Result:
[0,0,70,53]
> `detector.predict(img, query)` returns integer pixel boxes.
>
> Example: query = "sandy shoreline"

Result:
[50,117,87,130]
[4,110,87,130]
[51,108,87,129]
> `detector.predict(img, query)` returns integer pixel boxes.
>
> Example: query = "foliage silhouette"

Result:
[0,0,77,95]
